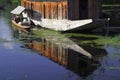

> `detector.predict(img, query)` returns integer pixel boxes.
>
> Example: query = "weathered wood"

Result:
[21,0,101,20]
[21,0,68,19]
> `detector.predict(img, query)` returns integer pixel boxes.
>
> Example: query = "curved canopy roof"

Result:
[11,6,25,15]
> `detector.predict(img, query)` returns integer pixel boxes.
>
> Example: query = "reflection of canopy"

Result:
[11,6,25,15]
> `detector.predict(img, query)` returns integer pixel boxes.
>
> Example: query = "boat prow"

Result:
[12,20,31,33]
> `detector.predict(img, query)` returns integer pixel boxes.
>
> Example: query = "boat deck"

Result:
[12,20,30,33]
[28,11,108,31]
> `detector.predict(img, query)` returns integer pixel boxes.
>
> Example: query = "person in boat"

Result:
[14,15,21,23]
[21,10,31,26]
[22,9,28,18]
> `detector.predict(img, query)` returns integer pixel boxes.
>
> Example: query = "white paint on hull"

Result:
[31,19,93,31]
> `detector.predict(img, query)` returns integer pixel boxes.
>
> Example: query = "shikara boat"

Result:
[12,20,30,33]
[11,6,31,33]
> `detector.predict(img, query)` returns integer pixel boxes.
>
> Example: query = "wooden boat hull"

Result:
[31,19,108,32]
[66,19,109,32]
[12,20,30,33]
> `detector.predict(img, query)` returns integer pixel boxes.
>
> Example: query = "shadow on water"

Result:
[12,28,108,78]
[70,36,98,41]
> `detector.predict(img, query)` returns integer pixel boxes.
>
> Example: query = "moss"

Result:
[32,29,120,46]
[32,29,66,39]
[65,33,120,46]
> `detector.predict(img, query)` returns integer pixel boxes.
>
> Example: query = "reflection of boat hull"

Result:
[12,20,30,33]
[24,39,108,77]
[31,19,108,31]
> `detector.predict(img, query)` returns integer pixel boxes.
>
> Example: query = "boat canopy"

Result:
[11,6,25,15]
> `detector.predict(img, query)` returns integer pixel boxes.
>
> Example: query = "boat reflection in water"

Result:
[24,37,107,77]
[13,28,108,78]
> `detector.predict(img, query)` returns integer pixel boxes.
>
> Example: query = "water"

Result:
[0,15,120,80]
[0,16,79,80]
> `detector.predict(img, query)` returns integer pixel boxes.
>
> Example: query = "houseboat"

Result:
[20,0,108,31]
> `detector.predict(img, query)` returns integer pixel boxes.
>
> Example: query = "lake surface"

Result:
[0,14,120,80]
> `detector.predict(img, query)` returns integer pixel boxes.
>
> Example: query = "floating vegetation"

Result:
[32,29,66,40]
[32,29,120,47]
[0,38,11,42]
[66,32,120,45]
